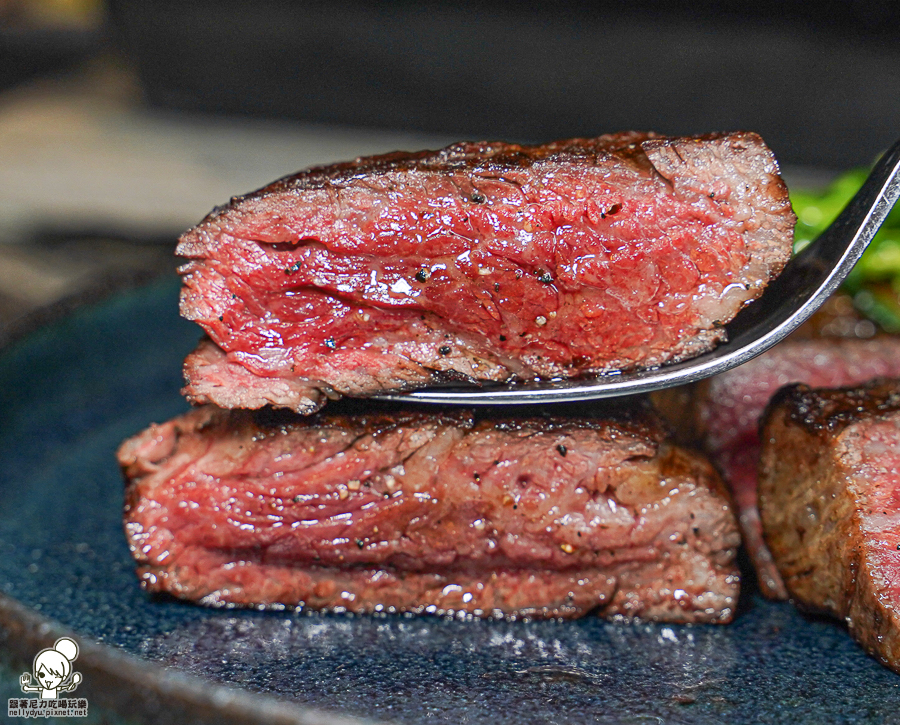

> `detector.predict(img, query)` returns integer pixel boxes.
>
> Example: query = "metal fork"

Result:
[382,137,900,405]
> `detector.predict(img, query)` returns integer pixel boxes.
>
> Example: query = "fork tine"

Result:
[383,139,900,405]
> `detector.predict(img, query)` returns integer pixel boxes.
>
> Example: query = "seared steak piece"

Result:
[118,404,740,621]
[693,337,900,599]
[758,379,900,673]
[178,132,794,413]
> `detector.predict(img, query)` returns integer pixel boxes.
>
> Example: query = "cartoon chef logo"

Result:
[18,637,82,698]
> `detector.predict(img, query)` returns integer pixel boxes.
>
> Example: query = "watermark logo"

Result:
[8,637,88,719]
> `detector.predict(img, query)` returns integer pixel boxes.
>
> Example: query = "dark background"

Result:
[101,0,900,170]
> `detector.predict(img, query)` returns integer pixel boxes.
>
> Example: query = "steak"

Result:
[118,404,740,621]
[177,132,795,414]
[692,337,900,599]
[758,379,900,673]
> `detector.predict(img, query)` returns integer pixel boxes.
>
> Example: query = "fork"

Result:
[382,137,900,405]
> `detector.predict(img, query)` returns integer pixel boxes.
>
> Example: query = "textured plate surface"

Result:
[1,275,900,724]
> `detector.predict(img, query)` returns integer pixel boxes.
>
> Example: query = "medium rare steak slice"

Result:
[692,337,900,600]
[118,404,740,621]
[178,132,795,413]
[758,379,900,673]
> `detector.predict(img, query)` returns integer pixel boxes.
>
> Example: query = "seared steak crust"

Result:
[693,337,900,600]
[178,132,794,413]
[118,405,740,621]
[759,378,900,672]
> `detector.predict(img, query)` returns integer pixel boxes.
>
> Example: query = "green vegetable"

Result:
[790,164,900,330]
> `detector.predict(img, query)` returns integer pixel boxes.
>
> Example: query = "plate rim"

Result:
[0,269,378,725]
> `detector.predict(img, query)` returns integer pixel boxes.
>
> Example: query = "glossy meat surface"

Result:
[118,405,740,621]
[759,379,900,673]
[177,132,794,413]
[693,337,900,599]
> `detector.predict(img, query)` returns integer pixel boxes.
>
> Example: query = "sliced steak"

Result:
[693,337,900,599]
[118,404,740,621]
[758,379,900,673]
[177,132,794,413]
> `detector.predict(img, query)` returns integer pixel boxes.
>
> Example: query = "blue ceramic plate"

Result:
[1,275,899,724]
